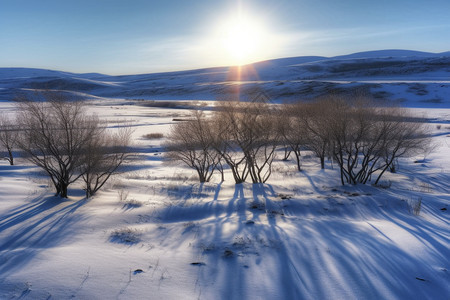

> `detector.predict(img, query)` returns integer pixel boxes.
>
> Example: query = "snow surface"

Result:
[1,50,450,298]
[0,97,449,299]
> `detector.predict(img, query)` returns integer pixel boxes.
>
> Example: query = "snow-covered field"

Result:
[0,98,449,299]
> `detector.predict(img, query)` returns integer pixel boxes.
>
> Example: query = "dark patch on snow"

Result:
[415,277,427,282]
[223,249,234,258]
[133,269,144,275]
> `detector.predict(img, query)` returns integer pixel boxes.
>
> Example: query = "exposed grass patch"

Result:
[122,199,144,209]
[110,227,142,244]
[143,133,164,139]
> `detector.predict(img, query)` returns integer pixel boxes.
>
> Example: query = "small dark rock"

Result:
[245,220,255,225]
[133,269,144,275]
[440,207,447,211]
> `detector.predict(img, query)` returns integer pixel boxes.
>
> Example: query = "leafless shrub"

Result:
[110,227,142,244]
[0,115,18,165]
[276,104,307,171]
[122,198,143,209]
[80,126,132,198]
[118,189,130,202]
[165,110,222,183]
[301,99,335,170]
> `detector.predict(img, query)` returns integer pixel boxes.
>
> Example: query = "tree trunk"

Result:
[60,183,68,198]
[55,181,69,198]
[7,149,14,165]
[293,150,301,172]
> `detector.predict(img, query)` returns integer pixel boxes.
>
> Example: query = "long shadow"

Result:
[198,182,449,299]
[0,164,36,173]
[0,194,88,276]
[294,215,448,299]
[254,183,306,299]
[144,172,449,299]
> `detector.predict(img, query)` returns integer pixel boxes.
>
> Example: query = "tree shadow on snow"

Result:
[189,183,449,299]
[0,194,88,276]
[143,176,449,299]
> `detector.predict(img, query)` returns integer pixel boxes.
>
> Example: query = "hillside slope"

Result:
[1,50,449,106]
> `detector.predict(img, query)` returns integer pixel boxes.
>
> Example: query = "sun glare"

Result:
[218,13,266,65]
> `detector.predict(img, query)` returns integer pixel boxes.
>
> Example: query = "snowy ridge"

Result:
[1,50,450,106]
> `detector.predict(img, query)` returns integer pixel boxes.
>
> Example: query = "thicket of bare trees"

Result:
[166,101,279,184]
[284,96,430,185]
[166,95,430,186]
[15,93,131,198]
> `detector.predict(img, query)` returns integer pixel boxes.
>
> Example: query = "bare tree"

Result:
[373,109,430,184]
[0,115,18,165]
[212,101,250,183]
[301,100,334,170]
[165,110,222,183]
[213,101,279,183]
[277,103,308,171]
[80,126,132,198]
[16,93,105,198]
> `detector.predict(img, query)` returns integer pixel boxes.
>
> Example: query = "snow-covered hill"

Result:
[1,50,450,107]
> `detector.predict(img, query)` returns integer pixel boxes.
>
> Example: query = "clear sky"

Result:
[1,0,449,75]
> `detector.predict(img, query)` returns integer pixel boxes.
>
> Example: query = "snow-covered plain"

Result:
[0,99,449,299]
[0,50,450,299]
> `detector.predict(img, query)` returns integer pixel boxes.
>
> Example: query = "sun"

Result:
[218,14,265,65]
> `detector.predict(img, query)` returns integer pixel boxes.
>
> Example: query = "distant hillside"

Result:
[1,50,449,107]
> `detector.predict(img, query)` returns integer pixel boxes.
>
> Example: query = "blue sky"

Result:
[1,0,449,75]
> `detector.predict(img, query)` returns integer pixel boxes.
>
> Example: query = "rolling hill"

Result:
[1,49,449,107]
